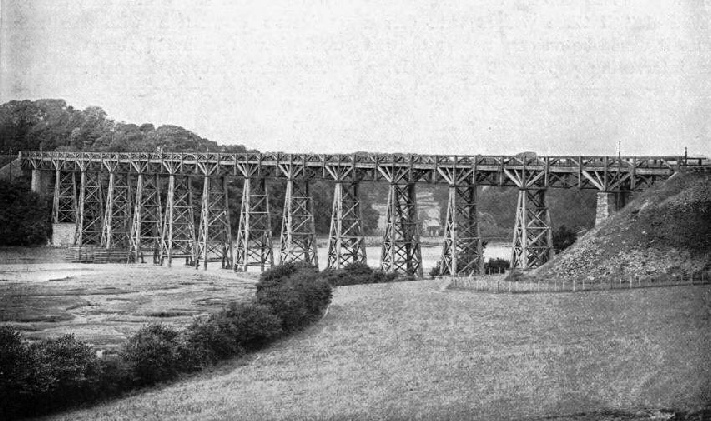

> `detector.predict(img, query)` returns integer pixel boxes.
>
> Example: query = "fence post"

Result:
[629,276,632,289]
[573,278,576,292]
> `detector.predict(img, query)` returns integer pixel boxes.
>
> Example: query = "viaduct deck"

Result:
[18,151,710,277]
[20,151,709,190]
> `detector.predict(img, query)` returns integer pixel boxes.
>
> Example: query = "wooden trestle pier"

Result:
[21,151,708,276]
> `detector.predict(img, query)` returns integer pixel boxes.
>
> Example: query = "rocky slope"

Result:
[533,170,710,282]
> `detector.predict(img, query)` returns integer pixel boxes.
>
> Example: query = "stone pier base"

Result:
[31,169,53,195]
[51,223,76,247]
[595,191,631,226]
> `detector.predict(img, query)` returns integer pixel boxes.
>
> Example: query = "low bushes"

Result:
[0,328,103,419]
[256,263,332,332]
[0,179,52,246]
[484,258,510,274]
[322,262,398,286]
[122,324,182,386]
[0,264,333,420]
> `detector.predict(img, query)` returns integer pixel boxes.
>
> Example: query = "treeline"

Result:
[0,99,595,239]
[0,99,380,238]
[0,99,240,154]
[368,182,597,239]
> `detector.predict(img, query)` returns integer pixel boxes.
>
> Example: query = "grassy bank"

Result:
[41,280,711,421]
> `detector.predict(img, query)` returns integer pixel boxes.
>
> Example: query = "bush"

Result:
[0,326,33,419]
[553,225,577,252]
[257,262,318,290]
[256,265,332,332]
[30,334,102,407]
[221,302,282,349]
[485,258,510,275]
[323,262,398,286]
[0,329,103,419]
[0,265,335,418]
[0,179,52,246]
[429,263,441,277]
[121,324,181,386]
[181,302,282,368]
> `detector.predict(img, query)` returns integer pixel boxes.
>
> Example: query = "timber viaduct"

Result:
[20,151,709,277]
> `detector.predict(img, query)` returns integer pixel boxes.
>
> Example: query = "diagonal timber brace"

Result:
[160,174,197,266]
[196,175,233,270]
[279,179,318,266]
[327,181,367,269]
[234,177,274,271]
[130,173,163,264]
[101,169,133,250]
[76,169,104,246]
[511,189,553,269]
[381,182,422,276]
[53,169,77,224]
[439,182,483,276]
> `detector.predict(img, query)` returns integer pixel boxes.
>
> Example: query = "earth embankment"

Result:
[534,171,710,282]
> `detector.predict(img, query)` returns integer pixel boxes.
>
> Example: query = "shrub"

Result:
[221,302,282,349]
[429,263,441,277]
[181,302,282,368]
[343,262,373,276]
[485,258,510,274]
[553,225,577,252]
[121,324,181,386]
[0,329,103,419]
[257,262,318,290]
[0,179,52,246]
[256,265,332,332]
[0,326,34,419]
[182,316,242,368]
[323,263,398,286]
[30,334,102,405]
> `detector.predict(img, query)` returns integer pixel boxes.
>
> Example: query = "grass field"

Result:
[31,278,710,421]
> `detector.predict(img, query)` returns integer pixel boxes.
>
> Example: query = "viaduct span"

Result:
[21,151,709,276]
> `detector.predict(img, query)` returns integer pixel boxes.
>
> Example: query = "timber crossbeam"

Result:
[21,151,708,191]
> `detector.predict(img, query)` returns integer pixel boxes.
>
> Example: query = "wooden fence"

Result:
[447,270,711,293]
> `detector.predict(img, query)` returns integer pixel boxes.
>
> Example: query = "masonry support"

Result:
[75,167,104,246]
[439,182,483,276]
[327,181,367,269]
[595,191,631,226]
[381,182,422,276]
[101,164,133,250]
[511,189,553,269]
[130,172,163,264]
[30,169,50,194]
[234,177,273,271]
[279,178,318,266]
[52,169,77,224]
[196,174,233,270]
[160,174,197,267]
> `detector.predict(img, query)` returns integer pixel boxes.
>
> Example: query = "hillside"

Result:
[0,99,245,154]
[534,170,711,282]
[39,280,711,421]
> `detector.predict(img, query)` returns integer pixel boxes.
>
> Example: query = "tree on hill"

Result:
[0,99,221,154]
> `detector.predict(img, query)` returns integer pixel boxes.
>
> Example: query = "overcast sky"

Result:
[1,0,709,156]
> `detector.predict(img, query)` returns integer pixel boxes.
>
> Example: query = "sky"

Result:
[1,0,709,157]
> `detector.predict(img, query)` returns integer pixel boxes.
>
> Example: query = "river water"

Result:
[307,241,511,272]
